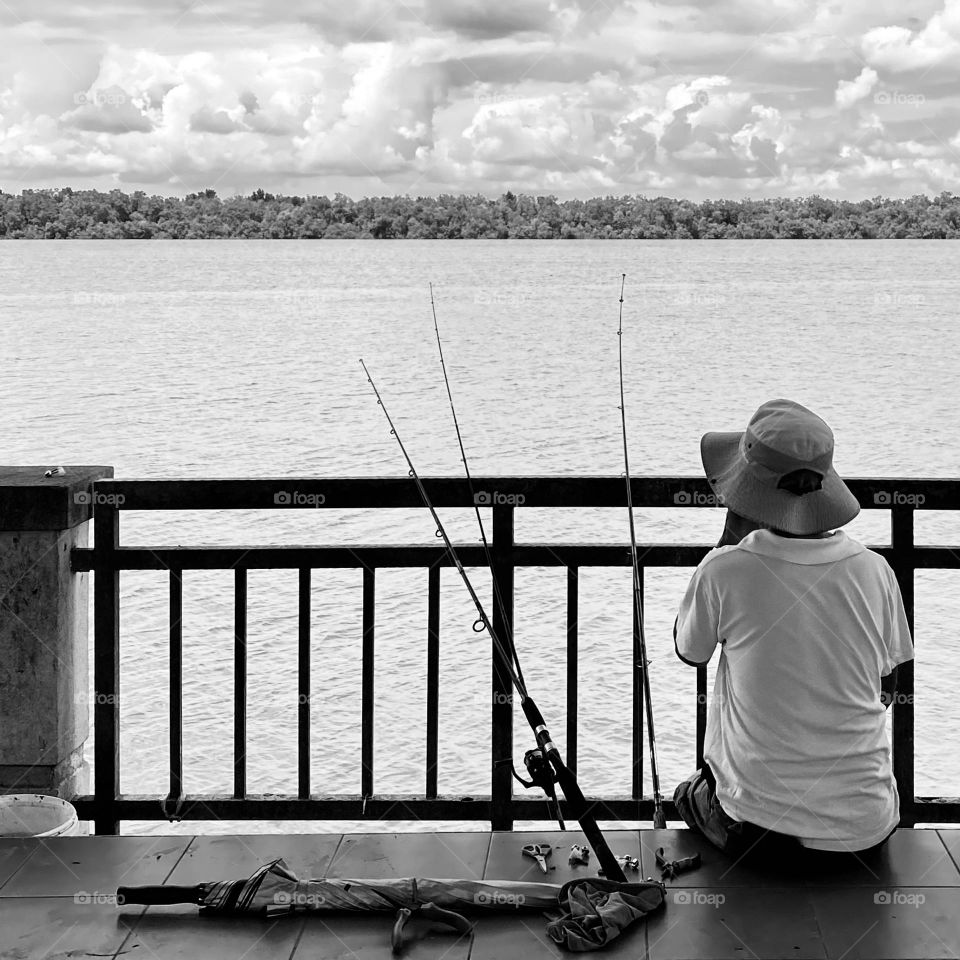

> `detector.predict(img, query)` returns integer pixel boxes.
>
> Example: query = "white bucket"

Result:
[0,795,80,838]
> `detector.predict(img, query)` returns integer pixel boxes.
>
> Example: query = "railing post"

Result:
[94,499,120,834]
[890,506,916,827]
[491,504,514,830]
[0,466,112,830]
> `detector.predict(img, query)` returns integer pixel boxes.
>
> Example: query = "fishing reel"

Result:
[512,747,566,830]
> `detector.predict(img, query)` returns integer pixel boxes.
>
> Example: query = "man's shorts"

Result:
[673,764,896,865]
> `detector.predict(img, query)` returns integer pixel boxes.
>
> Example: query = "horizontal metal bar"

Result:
[69,794,684,822]
[71,543,960,574]
[85,476,960,511]
[69,793,960,824]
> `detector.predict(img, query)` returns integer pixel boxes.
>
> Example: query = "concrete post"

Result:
[0,466,113,800]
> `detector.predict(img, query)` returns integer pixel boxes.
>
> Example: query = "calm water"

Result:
[2,240,959,834]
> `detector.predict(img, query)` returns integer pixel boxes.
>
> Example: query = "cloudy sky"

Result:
[1,0,959,199]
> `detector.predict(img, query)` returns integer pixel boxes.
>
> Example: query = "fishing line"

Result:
[359,359,527,700]
[618,273,666,829]
[429,283,527,694]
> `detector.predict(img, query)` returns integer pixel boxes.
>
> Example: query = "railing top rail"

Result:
[88,476,955,510]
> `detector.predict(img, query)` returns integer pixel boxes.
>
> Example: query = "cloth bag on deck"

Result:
[545,877,665,952]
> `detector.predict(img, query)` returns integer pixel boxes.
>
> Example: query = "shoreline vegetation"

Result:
[2,188,959,239]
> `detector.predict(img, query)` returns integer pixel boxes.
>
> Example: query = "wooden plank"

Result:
[1,835,190,896]
[485,829,641,884]
[233,569,246,799]
[0,840,38,892]
[810,887,960,960]
[0,898,143,958]
[648,886,826,960]
[426,565,440,799]
[328,832,489,879]
[93,504,120,835]
[166,834,342,884]
[640,828,960,889]
[298,567,311,800]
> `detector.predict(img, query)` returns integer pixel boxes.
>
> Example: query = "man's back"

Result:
[676,528,913,851]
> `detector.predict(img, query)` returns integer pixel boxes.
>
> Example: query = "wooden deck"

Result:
[2,828,959,959]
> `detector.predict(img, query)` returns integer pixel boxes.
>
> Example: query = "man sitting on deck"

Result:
[673,398,914,862]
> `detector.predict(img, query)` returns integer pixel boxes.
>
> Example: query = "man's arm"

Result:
[880,666,899,709]
[673,616,709,667]
[672,510,754,667]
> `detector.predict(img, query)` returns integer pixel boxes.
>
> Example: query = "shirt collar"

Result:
[735,529,865,565]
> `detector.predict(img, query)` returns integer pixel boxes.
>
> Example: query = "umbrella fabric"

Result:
[196,859,561,918]
[545,877,665,952]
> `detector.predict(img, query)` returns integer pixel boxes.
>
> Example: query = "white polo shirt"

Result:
[675,529,914,852]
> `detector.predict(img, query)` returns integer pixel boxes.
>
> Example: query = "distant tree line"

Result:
[1,187,959,238]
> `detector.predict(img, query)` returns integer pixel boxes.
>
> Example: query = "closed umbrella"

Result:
[117,857,665,953]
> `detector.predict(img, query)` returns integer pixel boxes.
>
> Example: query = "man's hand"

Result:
[880,667,899,709]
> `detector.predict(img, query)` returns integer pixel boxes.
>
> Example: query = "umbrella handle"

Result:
[419,902,473,935]
[116,885,204,905]
[391,903,472,955]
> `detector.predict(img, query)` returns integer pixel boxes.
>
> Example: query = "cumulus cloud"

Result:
[835,67,879,108]
[862,0,960,71]
[61,86,154,134]
[0,0,958,197]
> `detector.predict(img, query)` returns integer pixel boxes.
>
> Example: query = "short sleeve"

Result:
[675,559,721,665]
[882,564,914,674]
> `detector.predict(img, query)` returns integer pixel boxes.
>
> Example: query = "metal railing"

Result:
[70,476,954,835]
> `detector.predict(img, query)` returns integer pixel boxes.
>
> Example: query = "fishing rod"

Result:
[618,273,666,829]
[360,358,628,884]
[430,284,563,828]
